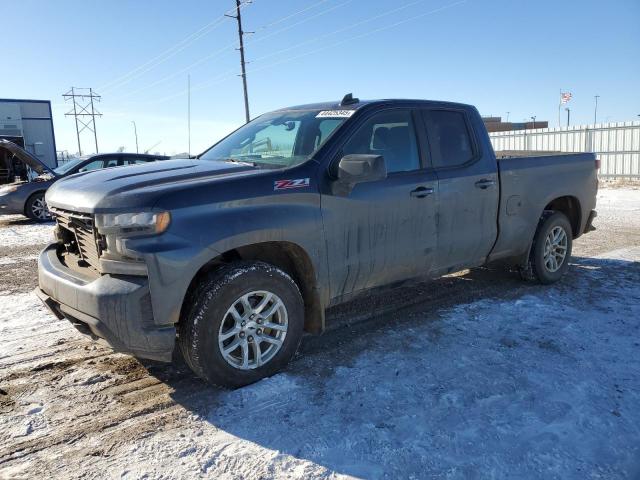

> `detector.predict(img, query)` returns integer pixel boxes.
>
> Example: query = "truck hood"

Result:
[0,139,57,177]
[45,158,258,213]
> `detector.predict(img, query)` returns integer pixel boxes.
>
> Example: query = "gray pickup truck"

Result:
[36,96,598,387]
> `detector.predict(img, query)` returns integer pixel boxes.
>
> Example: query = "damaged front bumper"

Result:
[35,242,175,362]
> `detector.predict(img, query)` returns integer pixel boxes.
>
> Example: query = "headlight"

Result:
[95,211,171,236]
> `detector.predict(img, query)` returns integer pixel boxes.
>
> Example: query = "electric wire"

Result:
[108,0,346,101]
[144,0,466,106]
[98,1,252,93]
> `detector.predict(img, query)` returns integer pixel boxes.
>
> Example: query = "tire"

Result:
[526,211,573,284]
[25,192,50,221]
[178,261,304,388]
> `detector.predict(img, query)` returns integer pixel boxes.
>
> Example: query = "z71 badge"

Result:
[274,178,310,191]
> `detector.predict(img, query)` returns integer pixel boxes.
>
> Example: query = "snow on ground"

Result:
[1,188,639,479]
[0,215,53,248]
[0,292,54,335]
[0,255,37,266]
[85,248,640,480]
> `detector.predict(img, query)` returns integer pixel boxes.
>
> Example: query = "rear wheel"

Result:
[525,211,573,284]
[25,192,50,221]
[178,261,304,388]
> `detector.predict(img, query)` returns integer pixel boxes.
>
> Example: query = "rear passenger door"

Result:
[420,108,499,272]
[322,108,439,299]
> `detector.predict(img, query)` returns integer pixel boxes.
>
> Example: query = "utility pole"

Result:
[531,116,536,129]
[506,111,510,122]
[558,88,564,128]
[226,0,251,123]
[565,108,571,127]
[594,95,600,124]
[63,87,102,155]
[131,121,139,153]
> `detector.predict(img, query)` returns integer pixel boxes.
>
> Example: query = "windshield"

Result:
[199,109,350,168]
[53,157,86,175]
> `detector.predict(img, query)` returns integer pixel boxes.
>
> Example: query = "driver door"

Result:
[320,108,438,301]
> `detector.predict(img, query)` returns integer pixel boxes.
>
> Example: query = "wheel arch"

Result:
[515,195,582,274]
[542,195,582,238]
[180,241,324,334]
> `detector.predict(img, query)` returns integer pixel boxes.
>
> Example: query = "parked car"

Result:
[0,140,169,220]
[36,96,598,388]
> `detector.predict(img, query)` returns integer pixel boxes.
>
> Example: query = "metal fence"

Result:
[489,121,640,178]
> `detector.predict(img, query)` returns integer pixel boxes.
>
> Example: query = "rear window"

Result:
[422,110,475,168]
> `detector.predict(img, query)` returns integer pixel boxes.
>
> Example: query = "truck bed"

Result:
[489,152,598,263]
[495,150,565,159]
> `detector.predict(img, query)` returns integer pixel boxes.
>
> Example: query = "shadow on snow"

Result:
[142,255,640,478]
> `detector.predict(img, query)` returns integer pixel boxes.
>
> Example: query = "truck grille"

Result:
[50,207,102,271]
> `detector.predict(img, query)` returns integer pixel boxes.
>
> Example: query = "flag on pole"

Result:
[560,92,572,104]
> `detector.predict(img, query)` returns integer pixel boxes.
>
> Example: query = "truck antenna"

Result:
[340,93,359,106]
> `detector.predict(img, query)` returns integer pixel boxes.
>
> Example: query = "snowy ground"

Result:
[1,187,639,479]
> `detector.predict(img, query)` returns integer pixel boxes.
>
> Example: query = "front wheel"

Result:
[526,211,573,284]
[178,262,304,388]
[25,192,50,221]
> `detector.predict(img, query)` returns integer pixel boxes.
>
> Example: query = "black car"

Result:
[0,140,169,220]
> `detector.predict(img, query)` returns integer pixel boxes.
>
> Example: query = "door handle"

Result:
[410,186,434,198]
[475,179,496,189]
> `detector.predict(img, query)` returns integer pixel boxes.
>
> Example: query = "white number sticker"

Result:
[316,110,356,118]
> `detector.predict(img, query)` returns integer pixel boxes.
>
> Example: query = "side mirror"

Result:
[337,154,387,184]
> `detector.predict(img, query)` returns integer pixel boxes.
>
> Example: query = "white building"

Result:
[0,98,57,169]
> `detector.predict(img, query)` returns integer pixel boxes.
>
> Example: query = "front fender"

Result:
[128,194,327,328]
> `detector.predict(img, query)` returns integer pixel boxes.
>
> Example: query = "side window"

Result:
[314,119,343,149]
[77,159,104,173]
[341,109,420,173]
[103,157,119,168]
[423,110,475,168]
[123,156,151,165]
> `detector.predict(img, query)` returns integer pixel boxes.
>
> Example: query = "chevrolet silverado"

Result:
[36,96,598,387]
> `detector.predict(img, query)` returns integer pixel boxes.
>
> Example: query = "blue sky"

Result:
[4,0,639,155]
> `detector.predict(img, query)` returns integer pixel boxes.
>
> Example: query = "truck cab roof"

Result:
[274,98,475,112]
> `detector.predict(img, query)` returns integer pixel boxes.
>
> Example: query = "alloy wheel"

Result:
[31,196,50,220]
[543,226,568,272]
[218,290,288,370]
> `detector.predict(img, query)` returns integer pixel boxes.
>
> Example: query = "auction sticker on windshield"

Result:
[316,110,355,118]
[274,178,310,191]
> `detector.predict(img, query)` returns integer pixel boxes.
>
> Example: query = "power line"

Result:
[108,0,346,101]
[110,42,238,101]
[255,0,329,30]
[245,1,468,77]
[251,0,442,65]
[144,0,466,106]
[98,2,252,94]
[244,0,353,49]
[63,87,102,155]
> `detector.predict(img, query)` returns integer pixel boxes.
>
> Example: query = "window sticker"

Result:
[316,110,356,118]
